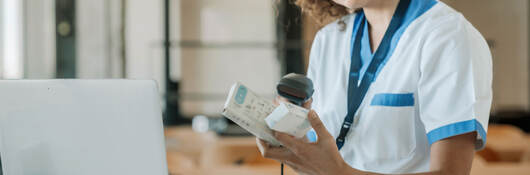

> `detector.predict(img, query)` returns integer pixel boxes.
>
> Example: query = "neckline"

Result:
[361,19,375,56]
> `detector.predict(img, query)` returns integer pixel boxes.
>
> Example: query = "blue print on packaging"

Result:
[235,85,247,104]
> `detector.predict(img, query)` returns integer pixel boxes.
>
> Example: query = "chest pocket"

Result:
[370,93,414,107]
[359,92,417,161]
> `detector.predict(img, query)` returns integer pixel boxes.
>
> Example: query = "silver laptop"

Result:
[0,80,168,175]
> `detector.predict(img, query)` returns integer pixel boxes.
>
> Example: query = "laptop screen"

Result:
[0,80,167,175]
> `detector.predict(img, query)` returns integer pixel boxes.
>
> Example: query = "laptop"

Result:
[0,80,168,175]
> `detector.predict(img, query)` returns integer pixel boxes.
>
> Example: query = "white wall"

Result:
[107,0,125,78]
[178,0,280,116]
[444,0,530,112]
[76,0,165,83]
[14,0,282,117]
[24,0,55,78]
[23,0,164,81]
[77,0,109,78]
[2,0,24,79]
[169,0,181,81]
[76,0,127,79]
[125,0,165,92]
[0,0,3,79]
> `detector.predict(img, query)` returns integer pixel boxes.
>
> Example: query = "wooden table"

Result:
[165,126,296,175]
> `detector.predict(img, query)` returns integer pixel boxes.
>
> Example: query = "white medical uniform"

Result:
[306,0,492,173]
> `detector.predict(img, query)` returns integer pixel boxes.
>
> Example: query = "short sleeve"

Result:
[306,30,325,109]
[418,19,492,150]
[306,31,323,84]
[305,31,323,142]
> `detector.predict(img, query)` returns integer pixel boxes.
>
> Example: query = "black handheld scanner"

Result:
[276,73,314,106]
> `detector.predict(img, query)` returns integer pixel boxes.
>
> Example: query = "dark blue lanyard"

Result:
[336,0,411,150]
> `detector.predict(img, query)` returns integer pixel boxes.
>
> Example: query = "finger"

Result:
[273,96,279,106]
[257,137,267,145]
[267,147,293,160]
[308,110,333,140]
[256,138,294,160]
[284,161,305,174]
[274,96,290,106]
[256,138,269,150]
[274,131,303,153]
[284,159,314,175]
[263,146,293,160]
[302,98,312,109]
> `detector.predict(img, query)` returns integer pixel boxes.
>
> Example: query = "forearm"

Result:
[340,132,477,175]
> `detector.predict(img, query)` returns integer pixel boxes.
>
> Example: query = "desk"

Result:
[165,125,530,175]
[165,126,296,175]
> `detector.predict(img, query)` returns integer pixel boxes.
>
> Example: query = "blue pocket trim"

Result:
[370,93,414,106]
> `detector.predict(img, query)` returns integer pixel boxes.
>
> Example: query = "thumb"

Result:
[307,110,332,140]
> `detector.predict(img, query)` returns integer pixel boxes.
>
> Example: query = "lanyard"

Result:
[336,0,411,150]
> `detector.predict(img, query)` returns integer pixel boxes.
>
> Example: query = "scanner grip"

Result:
[276,73,314,106]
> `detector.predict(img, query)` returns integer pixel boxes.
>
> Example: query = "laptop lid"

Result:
[0,80,167,175]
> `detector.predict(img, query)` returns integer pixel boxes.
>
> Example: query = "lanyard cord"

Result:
[335,0,411,150]
[281,163,284,175]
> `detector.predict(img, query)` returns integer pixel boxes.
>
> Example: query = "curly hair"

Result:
[292,0,351,27]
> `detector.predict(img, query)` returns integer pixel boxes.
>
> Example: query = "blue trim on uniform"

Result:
[370,93,414,106]
[337,0,438,150]
[359,19,374,79]
[377,0,438,78]
[306,129,317,143]
[352,0,438,81]
[338,0,412,150]
[427,119,487,150]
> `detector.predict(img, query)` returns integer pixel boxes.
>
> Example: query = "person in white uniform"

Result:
[257,0,492,174]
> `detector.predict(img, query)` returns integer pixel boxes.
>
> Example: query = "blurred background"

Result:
[0,0,529,174]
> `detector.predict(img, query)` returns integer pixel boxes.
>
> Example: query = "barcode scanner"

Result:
[277,73,314,106]
[276,73,314,175]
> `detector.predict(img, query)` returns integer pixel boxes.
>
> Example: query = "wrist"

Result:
[335,161,354,175]
[336,162,368,175]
